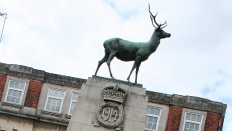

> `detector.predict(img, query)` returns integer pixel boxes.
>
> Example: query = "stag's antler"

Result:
[160,21,167,29]
[148,4,159,27]
[148,4,167,29]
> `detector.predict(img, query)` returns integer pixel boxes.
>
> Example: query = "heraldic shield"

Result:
[95,84,127,130]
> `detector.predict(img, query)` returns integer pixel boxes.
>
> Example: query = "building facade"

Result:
[0,62,226,131]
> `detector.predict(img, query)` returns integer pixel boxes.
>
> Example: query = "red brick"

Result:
[0,75,7,102]
[204,112,220,131]
[166,106,183,131]
[24,80,43,108]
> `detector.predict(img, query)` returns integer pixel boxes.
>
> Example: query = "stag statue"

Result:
[94,4,171,84]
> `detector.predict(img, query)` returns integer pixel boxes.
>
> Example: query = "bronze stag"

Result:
[95,5,171,84]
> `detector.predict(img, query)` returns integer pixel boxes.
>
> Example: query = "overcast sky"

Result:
[0,0,232,130]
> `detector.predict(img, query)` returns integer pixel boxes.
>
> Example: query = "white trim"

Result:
[5,80,26,105]
[145,106,162,131]
[44,88,66,113]
[68,92,79,115]
[182,112,203,131]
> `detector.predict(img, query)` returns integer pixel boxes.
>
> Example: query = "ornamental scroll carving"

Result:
[94,84,127,131]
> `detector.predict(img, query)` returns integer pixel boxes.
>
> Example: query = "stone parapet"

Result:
[146,91,227,115]
[0,62,86,88]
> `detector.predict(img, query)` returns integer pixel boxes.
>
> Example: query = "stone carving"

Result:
[94,4,171,84]
[94,84,127,130]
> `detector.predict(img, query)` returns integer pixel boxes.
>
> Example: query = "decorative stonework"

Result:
[94,84,127,130]
[102,85,126,104]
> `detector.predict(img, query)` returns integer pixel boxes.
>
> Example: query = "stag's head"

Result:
[148,4,171,39]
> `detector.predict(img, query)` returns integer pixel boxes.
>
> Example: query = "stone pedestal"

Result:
[67,76,148,131]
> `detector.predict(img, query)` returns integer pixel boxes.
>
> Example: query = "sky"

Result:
[0,0,232,130]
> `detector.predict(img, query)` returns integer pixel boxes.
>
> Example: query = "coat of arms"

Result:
[94,84,127,130]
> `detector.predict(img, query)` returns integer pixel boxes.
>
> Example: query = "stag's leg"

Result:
[135,62,141,84]
[127,56,142,82]
[95,50,109,76]
[106,52,117,78]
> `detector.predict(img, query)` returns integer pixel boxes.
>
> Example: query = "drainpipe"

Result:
[56,125,60,131]
[218,116,222,131]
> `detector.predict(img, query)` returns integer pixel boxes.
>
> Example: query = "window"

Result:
[44,88,66,113]
[179,109,206,131]
[68,92,79,115]
[183,112,203,131]
[5,80,26,104]
[145,106,162,131]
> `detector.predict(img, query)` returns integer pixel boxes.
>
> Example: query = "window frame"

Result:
[182,112,203,131]
[68,92,79,115]
[179,108,207,131]
[44,88,66,113]
[145,106,162,131]
[4,80,26,105]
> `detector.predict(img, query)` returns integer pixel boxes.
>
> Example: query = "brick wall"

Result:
[24,80,43,108]
[204,112,220,131]
[166,106,183,131]
[0,75,7,101]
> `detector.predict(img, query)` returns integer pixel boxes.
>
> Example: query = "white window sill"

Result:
[1,102,22,108]
[65,114,72,119]
[42,110,62,117]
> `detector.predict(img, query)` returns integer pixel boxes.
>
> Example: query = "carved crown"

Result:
[102,85,127,104]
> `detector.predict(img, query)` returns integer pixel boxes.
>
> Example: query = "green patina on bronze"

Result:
[95,4,171,84]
